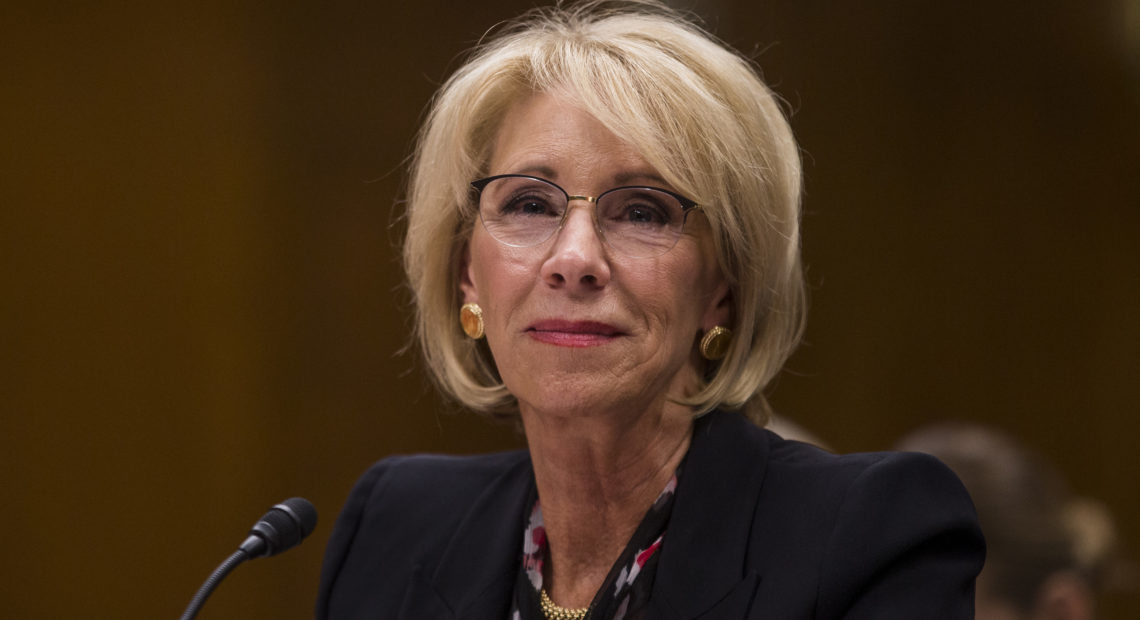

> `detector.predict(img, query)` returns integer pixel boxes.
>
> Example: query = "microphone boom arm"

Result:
[179,549,249,620]
[178,497,317,619]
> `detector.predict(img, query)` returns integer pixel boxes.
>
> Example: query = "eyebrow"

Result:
[506,166,672,190]
[512,165,558,179]
[613,170,670,187]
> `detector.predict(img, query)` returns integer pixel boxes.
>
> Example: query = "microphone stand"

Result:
[180,549,250,620]
[179,498,316,619]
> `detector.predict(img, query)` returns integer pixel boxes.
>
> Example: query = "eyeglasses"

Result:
[470,174,701,259]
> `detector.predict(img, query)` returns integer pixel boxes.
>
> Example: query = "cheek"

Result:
[627,261,707,336]
[468,232,503,295]
[468,235,534,317]
[662,249,718,309]
[639,249,723,348]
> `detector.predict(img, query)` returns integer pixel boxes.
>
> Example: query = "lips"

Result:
[526,319,623,347]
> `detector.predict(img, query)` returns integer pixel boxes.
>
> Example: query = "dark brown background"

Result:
[3,1,1137,617]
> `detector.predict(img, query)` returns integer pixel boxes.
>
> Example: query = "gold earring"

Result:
[460,303,485,339]
[700,326,732,360]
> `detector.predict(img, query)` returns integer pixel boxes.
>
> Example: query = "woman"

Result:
[318,2,984,618]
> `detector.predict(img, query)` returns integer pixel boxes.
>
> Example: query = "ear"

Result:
[702,278,733,331]
[458,241,479,304]
[1033,571,1094,620]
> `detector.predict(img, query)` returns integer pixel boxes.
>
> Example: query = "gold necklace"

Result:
[539,589,589,620]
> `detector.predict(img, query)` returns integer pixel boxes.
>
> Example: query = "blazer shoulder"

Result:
[316,450,530,619]
[761,430,966,503]
[655,412,981,619]
[361,450,530,500]
[330,449,530,545]
[745,436,983,618]
[817,449,984,618]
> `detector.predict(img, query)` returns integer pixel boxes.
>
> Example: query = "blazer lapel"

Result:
[650,411,772,619]
[398,412,773,619]
[400,452,534,619]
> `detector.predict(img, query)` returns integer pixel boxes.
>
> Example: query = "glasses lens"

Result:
[596,188,688,258]
[478,176,566,247]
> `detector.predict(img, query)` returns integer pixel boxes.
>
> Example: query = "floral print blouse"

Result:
[509,470,680,620]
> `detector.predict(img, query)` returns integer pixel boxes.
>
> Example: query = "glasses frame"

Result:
[469,174,701,258]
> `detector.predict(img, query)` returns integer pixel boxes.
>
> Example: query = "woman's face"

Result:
[460,92,731,421]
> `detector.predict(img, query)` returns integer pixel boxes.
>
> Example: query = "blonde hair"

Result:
[404,0,805,423]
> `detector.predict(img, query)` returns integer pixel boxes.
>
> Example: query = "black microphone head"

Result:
[275,497,318,538]
[240,497,318,559]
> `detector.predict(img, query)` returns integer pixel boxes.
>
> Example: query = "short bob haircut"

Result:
[403,0,805,424]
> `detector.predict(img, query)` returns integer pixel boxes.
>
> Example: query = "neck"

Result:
[520,401,693,609]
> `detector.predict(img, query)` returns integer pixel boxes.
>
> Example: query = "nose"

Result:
[540,200,612,291]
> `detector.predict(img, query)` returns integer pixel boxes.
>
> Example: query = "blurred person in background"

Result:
[898,424,1123,620]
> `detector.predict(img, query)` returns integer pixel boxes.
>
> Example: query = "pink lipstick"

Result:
[526,320,621,347]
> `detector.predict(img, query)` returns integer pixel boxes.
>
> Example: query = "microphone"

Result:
[240,497,319,558]
[180,497,318,620]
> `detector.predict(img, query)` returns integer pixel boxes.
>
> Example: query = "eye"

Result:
[499,193,561,217]
[604,191,675,228]
[624,205,666,225]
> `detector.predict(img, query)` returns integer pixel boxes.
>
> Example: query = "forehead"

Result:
[488,92,663,187]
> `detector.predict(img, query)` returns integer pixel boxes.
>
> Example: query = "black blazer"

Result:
[317,411,984,619]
